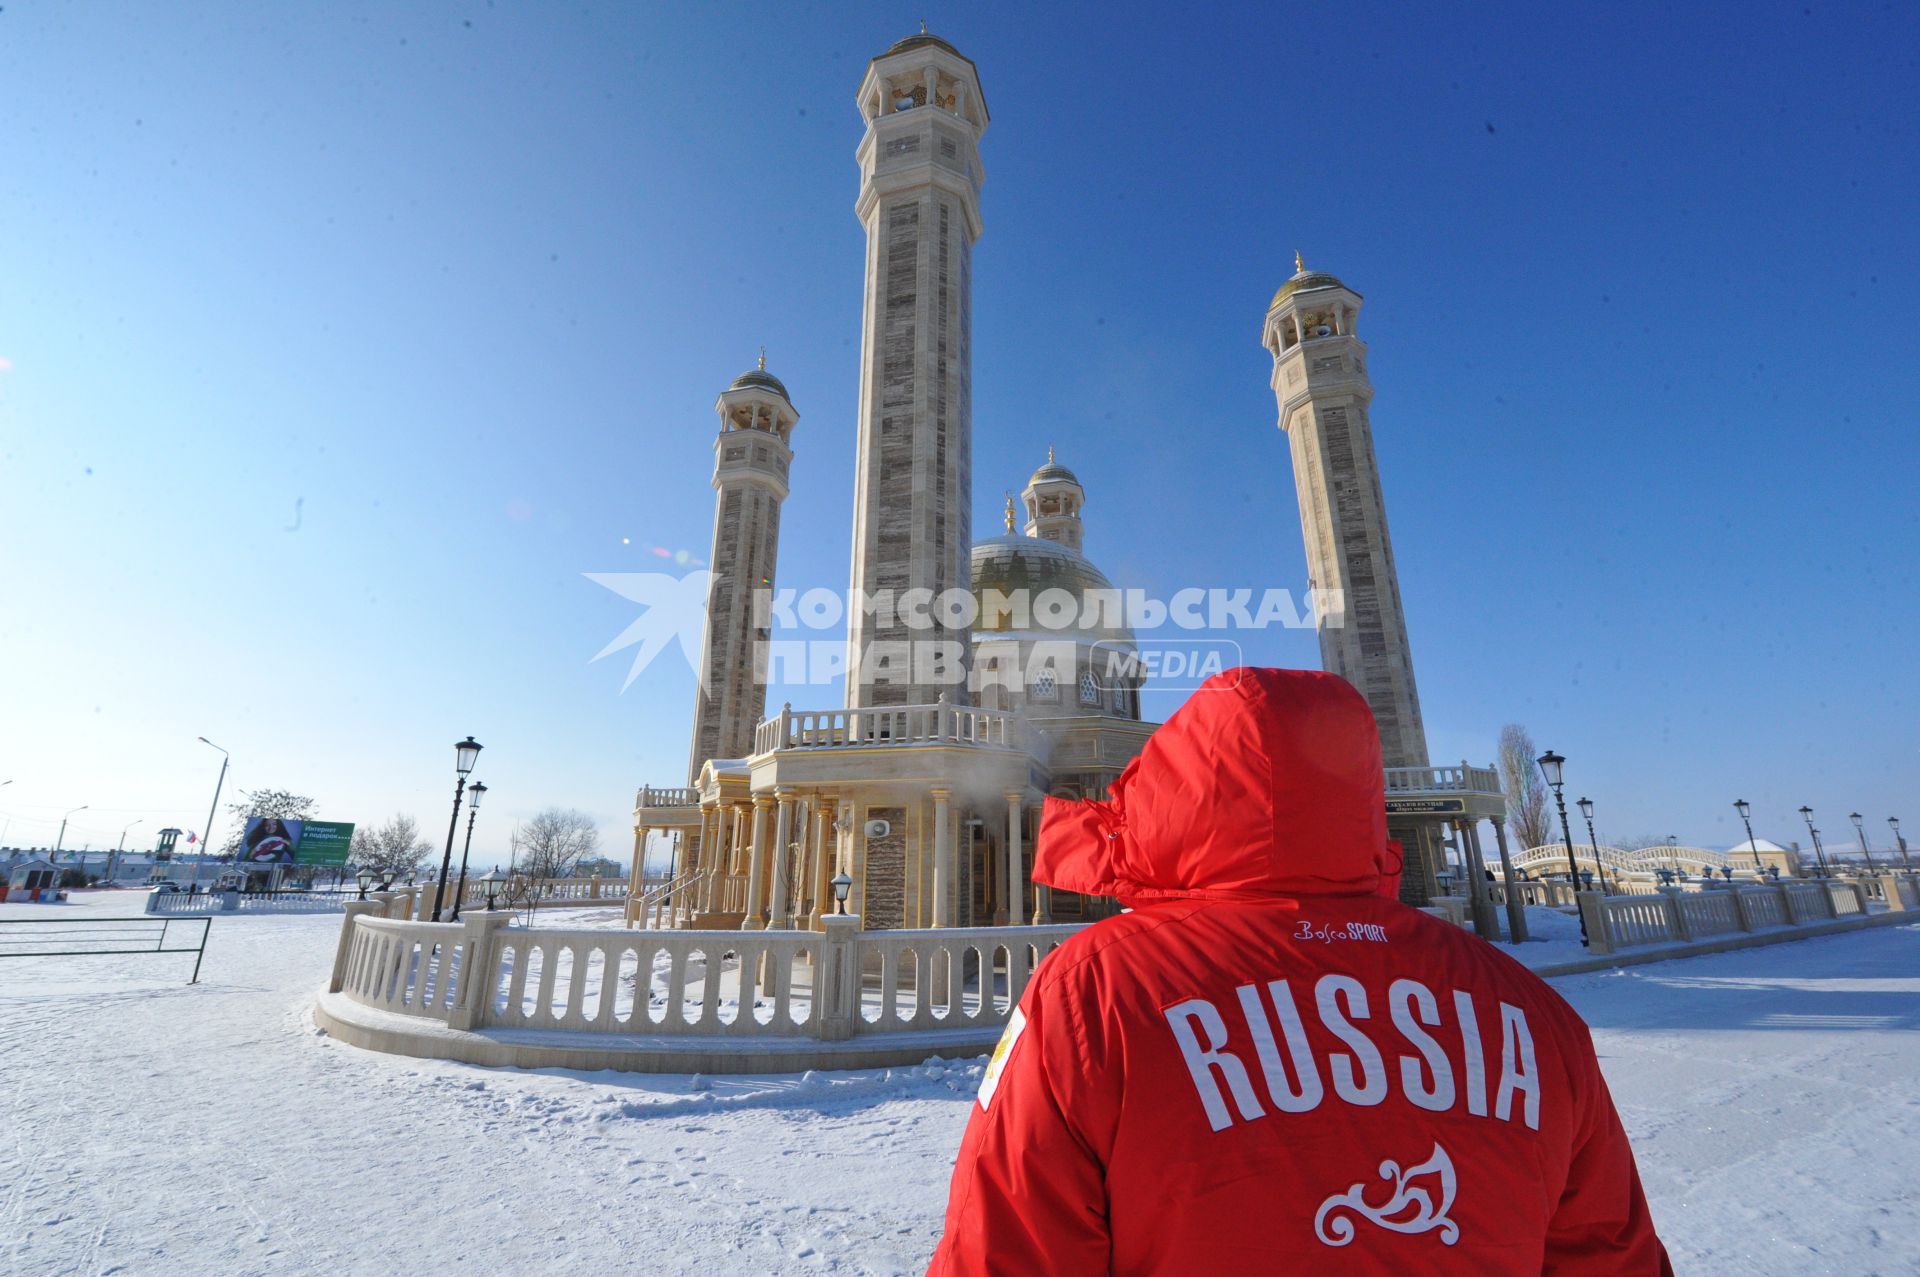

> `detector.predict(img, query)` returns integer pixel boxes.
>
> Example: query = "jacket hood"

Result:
[1032,667,1399,903]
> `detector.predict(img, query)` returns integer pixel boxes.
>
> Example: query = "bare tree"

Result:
[510,808,600,881]
[1497,724,1556,850]
[351,814,434,878]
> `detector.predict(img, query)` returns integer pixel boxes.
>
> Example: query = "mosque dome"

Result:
[1028,458,1080,487]
[1269,269,1349,310]
[969,535,1133,645]
[728,367,791,400]
[885,31,964,59]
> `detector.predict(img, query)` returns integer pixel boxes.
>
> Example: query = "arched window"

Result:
[1032,666,1057,700]
[1079,670,1099,705]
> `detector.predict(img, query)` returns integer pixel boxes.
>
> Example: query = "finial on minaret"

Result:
[1047,443,1055,463]
[1004,492,1016,533]
[920,18,929,33]
[1294,249,1305,274]
[757,346,766,371]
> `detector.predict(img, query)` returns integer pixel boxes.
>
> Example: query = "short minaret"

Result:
[687,355,798,782]
[845,30,988,706]
[1263,256,1430,770]
[1021,448,1085,552]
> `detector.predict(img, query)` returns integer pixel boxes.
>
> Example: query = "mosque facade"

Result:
[628,31,1503,933]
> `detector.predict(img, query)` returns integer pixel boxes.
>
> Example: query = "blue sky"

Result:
[2,1,1915,864]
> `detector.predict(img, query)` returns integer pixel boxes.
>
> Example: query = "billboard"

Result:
[239,817,356,865]
[241,817,303,863]
[297,821,354,866]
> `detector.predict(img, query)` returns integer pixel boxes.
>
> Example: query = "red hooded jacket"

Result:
[928,668,1670,1275]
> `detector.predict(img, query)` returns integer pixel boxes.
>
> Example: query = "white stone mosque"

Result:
[625,30,1506,935]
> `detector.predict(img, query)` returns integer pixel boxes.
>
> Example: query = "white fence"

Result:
[147,889,349,916]
[328,904,1079,1045]
[1575,876,1910,955]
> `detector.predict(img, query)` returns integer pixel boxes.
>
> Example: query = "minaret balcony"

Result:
[753,701,1035,755]
[1382,763,1506,820]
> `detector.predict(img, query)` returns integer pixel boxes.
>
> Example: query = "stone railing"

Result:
[636,785,701,810]
[753,702,1029,755]
[1383,763,1501,795]
[147,888,351,916]
[1488,879,1582,909]
[624,869,705,929]
[1574,878,1906,955]
[328,906,1080,1047]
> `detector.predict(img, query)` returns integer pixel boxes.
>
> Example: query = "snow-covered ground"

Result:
[3,893,1916,1276]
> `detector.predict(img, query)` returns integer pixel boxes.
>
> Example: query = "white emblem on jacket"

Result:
[1313,1141,1460,1247]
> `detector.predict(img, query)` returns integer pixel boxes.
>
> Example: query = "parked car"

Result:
[151,880,183,893]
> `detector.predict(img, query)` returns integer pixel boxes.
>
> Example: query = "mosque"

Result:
[625,30,1506,934]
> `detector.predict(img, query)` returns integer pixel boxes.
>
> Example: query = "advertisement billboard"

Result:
[241,817,304,863]
[238,817,356,865]
[296,821,355,866]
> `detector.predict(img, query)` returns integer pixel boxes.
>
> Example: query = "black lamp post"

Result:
[1734,800,1763,873]
[1798,806,1829,877]
[483,866,507,912]
[356,867,376,900]
[449,781,487,922]
[1575,796,1611,895]
[1890,817,1910,872]
[432,736,483,920]
[1849,812,1876,873]
[1536,750,1588,946]
[830,871,853,915]
[1664,834,1682,877]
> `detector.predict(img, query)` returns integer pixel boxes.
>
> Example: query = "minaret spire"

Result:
[1294,248,1305,274]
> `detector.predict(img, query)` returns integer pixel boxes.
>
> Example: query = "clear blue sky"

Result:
[2,1,1915,864]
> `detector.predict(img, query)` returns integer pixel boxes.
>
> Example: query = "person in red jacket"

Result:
[928,667,1670,1275]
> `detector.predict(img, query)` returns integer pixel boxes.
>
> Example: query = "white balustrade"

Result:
[1576,881,1887,955]
[332,912,1080,1043]
[754,702,1029,755]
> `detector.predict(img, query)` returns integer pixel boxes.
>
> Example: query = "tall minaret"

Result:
[845,31,988,706]
[688,356,798,781]
[1263,257,1430,770]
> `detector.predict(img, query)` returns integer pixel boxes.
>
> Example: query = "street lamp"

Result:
[432,737,483,920]
[197,737,230,864]
[1663,834,1682,877]
[1734,800,1763,873]
[111,818,144,884]
[1849,812,1876,873]
[1535,750,1588,946]
[483,866,507,912]
[831,871,853,915]
[1890,817,1911,872]
[356,868,376,900]
[54,804,89,858]
[1575,797,1611,895]
[450,781,487,922]
[1798,806,1829,877]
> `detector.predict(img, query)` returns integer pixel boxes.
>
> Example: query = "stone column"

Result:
[1459,820,1501,941]
[697,806,719,912]
[810,797,837,928]
[1490,818,1528,943]
[743,796,773,928]
[931,787,953,928]
[1004,791,1025,927]
[768,789,796,929]
[1030,805,1053,924]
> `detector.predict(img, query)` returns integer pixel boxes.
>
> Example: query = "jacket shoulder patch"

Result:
[977,1007,1028,1110]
